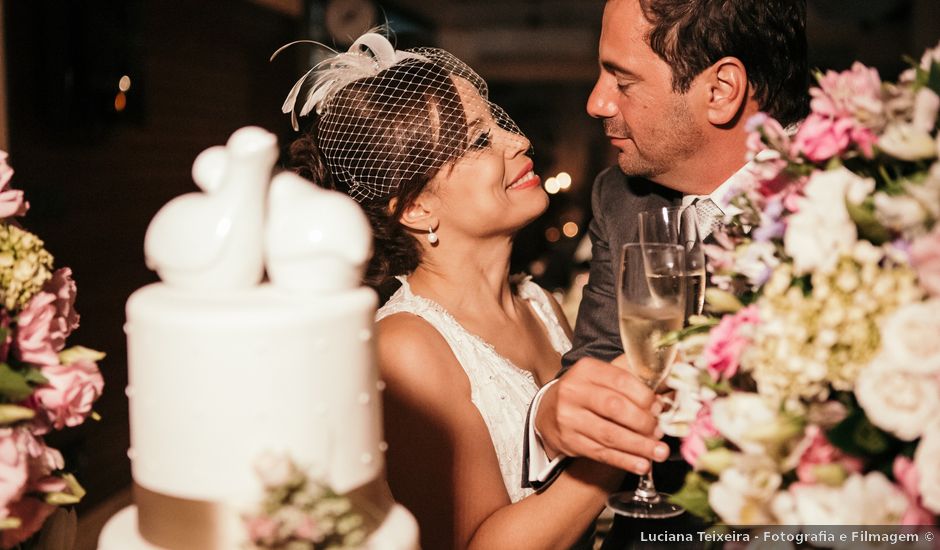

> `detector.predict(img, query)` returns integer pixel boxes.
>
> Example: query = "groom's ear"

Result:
[702,56,748,126]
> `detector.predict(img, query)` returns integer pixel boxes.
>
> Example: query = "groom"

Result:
[523,0,808,545]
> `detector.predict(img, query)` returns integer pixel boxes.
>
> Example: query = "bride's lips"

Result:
[507,162,541,191]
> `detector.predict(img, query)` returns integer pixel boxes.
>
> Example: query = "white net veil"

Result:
[274,32,529,203]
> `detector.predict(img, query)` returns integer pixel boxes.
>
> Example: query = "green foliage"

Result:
[669,471,717,523]
[846,198,892,245]
[0,363,36,402]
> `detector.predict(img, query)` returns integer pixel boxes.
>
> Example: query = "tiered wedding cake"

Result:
[98,127,419,549]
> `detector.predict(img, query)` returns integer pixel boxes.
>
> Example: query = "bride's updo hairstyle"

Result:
[276,31,526,287]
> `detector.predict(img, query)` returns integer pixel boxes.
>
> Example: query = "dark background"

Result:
[1,0,938,544]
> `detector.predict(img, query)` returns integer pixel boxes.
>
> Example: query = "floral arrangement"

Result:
[665,42,940,526]
[0,151,104,547]
[243,453,368,549]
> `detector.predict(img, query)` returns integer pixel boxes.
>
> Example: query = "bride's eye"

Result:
[470,130,492,149]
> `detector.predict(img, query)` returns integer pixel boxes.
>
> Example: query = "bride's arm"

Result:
[377,313,623,550]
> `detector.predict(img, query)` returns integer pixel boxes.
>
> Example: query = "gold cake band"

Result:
[135,478,394,549]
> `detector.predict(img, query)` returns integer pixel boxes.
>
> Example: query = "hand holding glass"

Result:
[607,243,686,519]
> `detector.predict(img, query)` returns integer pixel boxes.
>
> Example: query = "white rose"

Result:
[905,176,940,219]
[855,355,940,441]
[879,300,940,375]
[913,88,940,134]
[873,191,928,231]
[710,393,779,454]
[253,451,298,488]
[658,361,710,437]
[878,123,937,161]
[708,454,781,524]
[914,419,940,513]
[734,241,780,287]
[784,168,862,275]
[786,472,908,525]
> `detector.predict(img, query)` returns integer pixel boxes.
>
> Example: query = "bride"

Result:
[283,31,623,549]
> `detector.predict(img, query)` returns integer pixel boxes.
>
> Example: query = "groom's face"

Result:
[587,0,705,187]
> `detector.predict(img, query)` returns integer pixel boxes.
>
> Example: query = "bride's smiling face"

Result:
[428,77,549,239]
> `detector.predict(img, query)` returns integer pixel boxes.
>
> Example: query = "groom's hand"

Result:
[536,357,670,475]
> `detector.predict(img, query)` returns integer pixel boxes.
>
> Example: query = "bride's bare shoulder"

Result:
[375,313,469,397]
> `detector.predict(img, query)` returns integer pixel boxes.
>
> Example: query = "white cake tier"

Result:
[97,504,420,550]
[125,283,382,503]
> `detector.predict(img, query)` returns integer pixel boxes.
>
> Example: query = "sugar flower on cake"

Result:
[243,452,368,549]
[668,42,940,527]
[0,151,102,547]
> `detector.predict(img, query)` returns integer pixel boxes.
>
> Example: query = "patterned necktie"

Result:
[692,197,724,240]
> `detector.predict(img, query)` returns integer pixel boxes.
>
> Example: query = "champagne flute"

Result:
[607,243,687,519]
[639,206,706,321]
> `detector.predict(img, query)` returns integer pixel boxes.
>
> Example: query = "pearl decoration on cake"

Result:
[358,392,371,404]
[376,380,386,391]
[361,452,373,464]
[379,441,389,452]
[359,328,372,341]
[127,448,137,460]
[125,386,135,398]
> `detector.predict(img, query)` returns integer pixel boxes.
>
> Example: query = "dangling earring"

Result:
[427,226,439,244]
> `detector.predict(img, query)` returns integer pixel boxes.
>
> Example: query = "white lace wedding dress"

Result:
[376,275,572,502]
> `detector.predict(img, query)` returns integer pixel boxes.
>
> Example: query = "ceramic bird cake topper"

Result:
[264,170,371,293]
[144,126,278,290]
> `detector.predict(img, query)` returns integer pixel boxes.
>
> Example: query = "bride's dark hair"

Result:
[288,61,470,288]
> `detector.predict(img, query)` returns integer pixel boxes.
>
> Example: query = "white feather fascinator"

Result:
[272,30,526,202]
[272,30,426,131]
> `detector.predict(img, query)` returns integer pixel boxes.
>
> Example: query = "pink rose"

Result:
[33,359,103,430]
[795,425,863,483]
[245,515,280,544]
[910,225,940,296]
[0,429,29,512]
[41,269,80,336]
[851,125,878,158]
[681,404,719,467]
[14,293,67,367]
[702,305,759,381]
[0,497,55,547]
[293,515,324,541]
[791,113,854,162]
[812,62,883,120]
[0,152,27,219]
[894,456,935,525]
[746,113,792,156]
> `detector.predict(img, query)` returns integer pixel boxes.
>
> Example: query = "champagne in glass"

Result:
[639,206,706,320]
[607,243,687,519]
[619,303,683,389]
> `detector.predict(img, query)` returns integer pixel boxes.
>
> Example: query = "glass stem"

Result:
[633,471,660,502]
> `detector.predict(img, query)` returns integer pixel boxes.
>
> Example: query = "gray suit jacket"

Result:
[563,166,681,369]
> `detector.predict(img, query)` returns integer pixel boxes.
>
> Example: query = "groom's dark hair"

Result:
[638,0,809,127]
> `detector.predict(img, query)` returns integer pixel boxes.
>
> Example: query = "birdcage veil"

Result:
[274,31,527,202]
